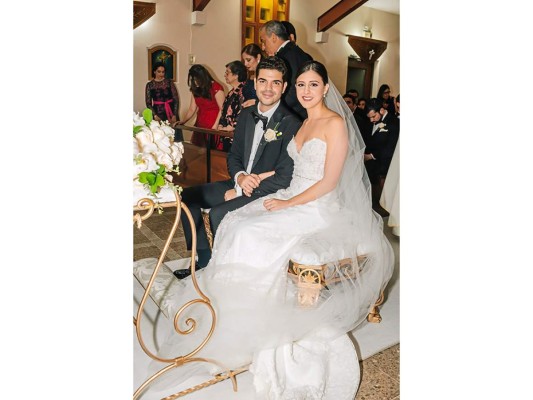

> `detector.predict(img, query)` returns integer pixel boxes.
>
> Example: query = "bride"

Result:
[142,60,394,399]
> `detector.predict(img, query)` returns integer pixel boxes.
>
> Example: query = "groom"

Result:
[174,56,302,279]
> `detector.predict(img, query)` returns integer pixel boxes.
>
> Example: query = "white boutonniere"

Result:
[264,122,282,142]
[377,122,388,132]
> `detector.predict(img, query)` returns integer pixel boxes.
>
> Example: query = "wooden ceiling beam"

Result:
[317,0,369,32]
[134,1,156,29]
[193,0,211,12]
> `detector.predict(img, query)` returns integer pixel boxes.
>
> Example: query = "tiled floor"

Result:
[133,203,400,399]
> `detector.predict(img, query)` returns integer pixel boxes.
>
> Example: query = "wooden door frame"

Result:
[347,58,374,100]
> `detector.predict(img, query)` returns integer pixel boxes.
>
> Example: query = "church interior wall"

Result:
[134,0,399,135]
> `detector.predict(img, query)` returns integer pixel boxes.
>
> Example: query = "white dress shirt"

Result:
[372,110,388,135]
[234,101,281,196]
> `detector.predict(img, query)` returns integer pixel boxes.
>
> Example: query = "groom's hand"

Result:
[237,174,261,197]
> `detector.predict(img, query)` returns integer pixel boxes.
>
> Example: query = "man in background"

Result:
[363,98,399,217]
[347,88,359,105]
[259,20,313,121]
[343,93,357,114]
[281,20,297,42]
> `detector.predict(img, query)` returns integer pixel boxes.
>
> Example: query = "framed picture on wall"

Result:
[148,45,178,82]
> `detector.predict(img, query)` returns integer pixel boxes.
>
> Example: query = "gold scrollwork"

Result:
[133,188,248,399]
[133,197,156,228]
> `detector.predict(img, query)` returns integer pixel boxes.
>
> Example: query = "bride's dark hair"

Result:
[295,60,328,84]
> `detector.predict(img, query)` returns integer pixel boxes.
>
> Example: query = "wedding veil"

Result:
[286,80,395,336]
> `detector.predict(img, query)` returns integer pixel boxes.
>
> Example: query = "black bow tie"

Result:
[252,111,268,130]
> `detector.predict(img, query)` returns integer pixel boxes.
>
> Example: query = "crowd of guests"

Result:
[342,85,400,216]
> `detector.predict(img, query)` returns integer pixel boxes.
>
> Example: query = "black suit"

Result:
[363,112,399,184]
[354,108,371,139]
[181,103,302,253]
[275,42,313,121]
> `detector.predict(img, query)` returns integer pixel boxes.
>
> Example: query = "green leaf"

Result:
[133,125,143,136]
[146,173,156,185]
[155,174,165,187]
[157,164,166,174]
[138,171,156,185]
[142,108,153,125]
[138,172,150,183]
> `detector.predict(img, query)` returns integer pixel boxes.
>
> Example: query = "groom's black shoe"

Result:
[173,265,207,280]
[173,249,211,279]
[173,268,192,279]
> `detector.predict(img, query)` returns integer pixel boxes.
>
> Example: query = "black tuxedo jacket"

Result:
[275,42,313,121]
[364,112,399,177]
[227,103,301,196]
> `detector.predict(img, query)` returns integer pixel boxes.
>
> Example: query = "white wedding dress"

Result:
[140,131,394,399]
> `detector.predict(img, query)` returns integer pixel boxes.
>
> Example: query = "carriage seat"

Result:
[288,244,384,323]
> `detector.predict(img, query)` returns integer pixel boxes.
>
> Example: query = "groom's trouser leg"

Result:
[180,180,233,251]
[208,194,260,237]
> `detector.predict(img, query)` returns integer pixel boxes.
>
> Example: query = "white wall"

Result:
[133,0,241,117]
[290,0,400,96]
[133,0,399,121]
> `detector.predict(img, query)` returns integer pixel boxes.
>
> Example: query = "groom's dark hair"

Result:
[255,56,288,83]
[367,98,384,113]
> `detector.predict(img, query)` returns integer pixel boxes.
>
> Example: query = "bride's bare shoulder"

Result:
[324,111,345,129]
[322,112,348,140]
[323,109,344,122]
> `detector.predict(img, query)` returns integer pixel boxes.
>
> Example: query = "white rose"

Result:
[133,137,140,155]
[377,123,386,129]
[133,160,147,179]
[135,153,158,173]
[133,112,145,128]
[149,120,162,130]
[155,134,172,155]
[133,154,157,178]
[142,142,158,155]
[170,142,184,163]
[151,125,165,141]
[155,151,173,171]
[264,128,277,142]
[161,124,175,138]
[136,128,154,149]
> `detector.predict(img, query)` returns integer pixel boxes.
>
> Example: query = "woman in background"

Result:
[179,64,225,149]
[217,60,247,151]
[354,97,369,133]
[240,43,262,108]
[380,93,400,236]
[376,84,395,114]
[145,62,179,128]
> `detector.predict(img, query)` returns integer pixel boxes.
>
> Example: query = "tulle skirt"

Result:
[144,186,394,395]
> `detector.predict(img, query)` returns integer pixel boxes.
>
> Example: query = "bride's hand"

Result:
[258,171,275,180]
[224,189,237,201]
[263,198,290,211]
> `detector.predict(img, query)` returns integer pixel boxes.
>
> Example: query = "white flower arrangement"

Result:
[264,122,282,142]
[133,109,184,202]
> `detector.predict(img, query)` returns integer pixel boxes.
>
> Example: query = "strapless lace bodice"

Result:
[287,137,327,193]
